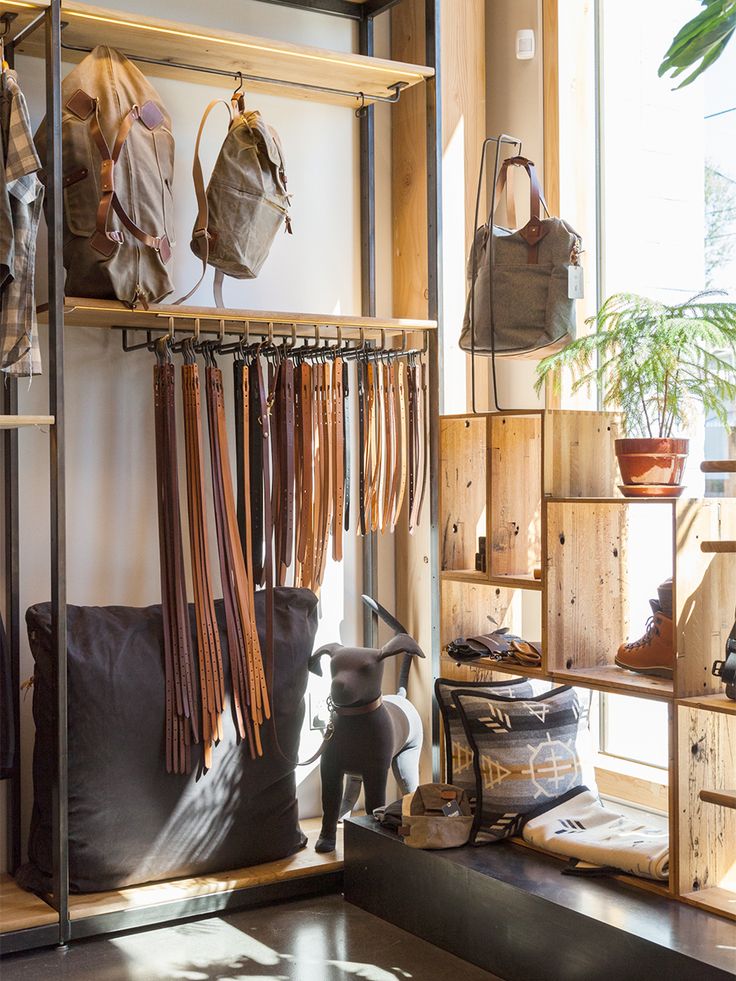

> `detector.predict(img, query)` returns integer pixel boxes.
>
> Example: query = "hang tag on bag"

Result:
[442,801,462,818]
[568,264,584,299]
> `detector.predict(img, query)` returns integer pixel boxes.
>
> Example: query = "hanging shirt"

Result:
[0,68,43,377]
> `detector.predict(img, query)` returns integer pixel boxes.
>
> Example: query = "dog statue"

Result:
[308,595,424,853]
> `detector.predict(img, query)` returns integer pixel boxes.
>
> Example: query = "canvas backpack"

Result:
[35,45,175,307]
[180,91,292,307]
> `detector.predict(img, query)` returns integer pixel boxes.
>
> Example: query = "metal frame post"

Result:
[45,0,69,947]
[425,0,442,779]
[359,9,379,648]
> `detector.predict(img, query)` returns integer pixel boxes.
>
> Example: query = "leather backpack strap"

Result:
[175,100,233,304]
[89,101,172,264]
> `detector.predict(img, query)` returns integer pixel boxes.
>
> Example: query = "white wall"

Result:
[0,0,397,870]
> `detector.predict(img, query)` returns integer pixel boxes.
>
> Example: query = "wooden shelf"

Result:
[680,886,736,920]
[0,873,57,934]
[550,664,674,701]
[63,817,342,921]
[0,415,54,429]
[489,573,543,591]
[440,569,488,584]
[678,693,736,716]
[38,298,436,340]
[4,1,433,107]
[439,652,545,682]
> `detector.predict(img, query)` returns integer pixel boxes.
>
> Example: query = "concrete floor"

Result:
[1,894,501,981]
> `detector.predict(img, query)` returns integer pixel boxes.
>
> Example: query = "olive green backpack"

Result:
[180,91,292,307]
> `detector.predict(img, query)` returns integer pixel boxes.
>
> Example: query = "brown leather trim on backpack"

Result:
[66,87,95,120]
[175,100,233,305]
[88,100,172,264]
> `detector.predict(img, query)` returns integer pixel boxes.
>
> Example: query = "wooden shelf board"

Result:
[547,496,681,505]
[64,816,342,921]
[0,874,58,933]
[440,569,488,584]
[550,665,674,701]
[488,573,543,591]
[440,570,542,591]
[441,654,547,680]
[0,415,54,429]
[680,886,736,921]
[677,693,736,716]
[5,1,432,107]
[38,298,436,339]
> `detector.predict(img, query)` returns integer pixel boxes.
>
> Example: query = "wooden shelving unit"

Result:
[3,0,433,107]
[439,408,736,918]
[0,0,440,955]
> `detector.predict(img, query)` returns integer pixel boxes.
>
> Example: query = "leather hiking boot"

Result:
[615,600,674,678]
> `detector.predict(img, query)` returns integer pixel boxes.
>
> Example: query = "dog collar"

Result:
[331,695,383,716]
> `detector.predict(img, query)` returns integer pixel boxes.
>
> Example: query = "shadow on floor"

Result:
[1,894,501,981]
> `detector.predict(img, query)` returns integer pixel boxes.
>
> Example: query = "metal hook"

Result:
[355,92,367,118]
[167,316,175,342]
[193,318,201,344]
[218,319,226,345]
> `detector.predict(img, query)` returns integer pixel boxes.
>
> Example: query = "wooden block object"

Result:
[489,414,542,576]
[677,705,736,920]
[543,410,621,498]
[439,416,488,573]
[545,500,628,674]
[676,499,736,699]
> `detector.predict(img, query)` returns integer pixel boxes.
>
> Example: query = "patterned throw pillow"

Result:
[435,677,534,799]
[451,685,585,843]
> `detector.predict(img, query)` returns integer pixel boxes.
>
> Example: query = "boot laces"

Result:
[625,615,660,650]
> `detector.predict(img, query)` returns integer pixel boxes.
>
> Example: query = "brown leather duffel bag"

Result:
[35,45,175,307]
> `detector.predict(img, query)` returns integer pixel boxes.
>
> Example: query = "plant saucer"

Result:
[618,483,686,498]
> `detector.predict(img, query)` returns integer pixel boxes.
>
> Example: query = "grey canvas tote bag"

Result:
[459,156,581,358]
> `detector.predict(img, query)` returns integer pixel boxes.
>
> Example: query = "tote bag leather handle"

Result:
[491,155,548,228]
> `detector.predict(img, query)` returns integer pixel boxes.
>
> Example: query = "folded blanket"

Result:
[522,787,669,880]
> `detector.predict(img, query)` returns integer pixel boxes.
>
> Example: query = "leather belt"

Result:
[206,356,269,757]
[182,341,224,770]
[153,339,197,774]
[332,695,383,716]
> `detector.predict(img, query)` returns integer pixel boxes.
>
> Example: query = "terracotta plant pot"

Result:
[615,438,689,489]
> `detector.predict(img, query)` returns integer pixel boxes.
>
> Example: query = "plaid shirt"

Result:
[0,69,43,377]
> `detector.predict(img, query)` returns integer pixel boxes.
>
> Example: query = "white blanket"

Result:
[522,788,669,880]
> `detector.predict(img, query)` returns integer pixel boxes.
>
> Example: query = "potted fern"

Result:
[535,292,736,496]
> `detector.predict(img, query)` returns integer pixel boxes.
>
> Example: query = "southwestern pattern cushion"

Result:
[435,677,533,799]
[451,685,585,842]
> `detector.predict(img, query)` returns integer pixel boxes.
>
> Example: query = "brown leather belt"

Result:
[153,339,197,774]
[182,340,224,770]
[206,352,269,757]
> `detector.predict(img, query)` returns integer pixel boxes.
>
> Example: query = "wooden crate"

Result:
[440,415,488,574]
[676,701,736,921]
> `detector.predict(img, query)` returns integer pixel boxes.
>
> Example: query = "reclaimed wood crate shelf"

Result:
[439,408,736,919]
[0,415,54,429]
[3,1,433,107]
[0,874,57,933]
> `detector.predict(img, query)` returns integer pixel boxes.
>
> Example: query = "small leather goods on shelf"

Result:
[446,623,542,668]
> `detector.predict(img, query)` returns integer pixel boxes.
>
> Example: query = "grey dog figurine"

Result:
[308,595,424,853]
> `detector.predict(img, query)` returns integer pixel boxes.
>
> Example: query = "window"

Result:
[557,0,736,773]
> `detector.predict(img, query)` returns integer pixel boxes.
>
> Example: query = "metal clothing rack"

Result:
[0,0,442,954]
